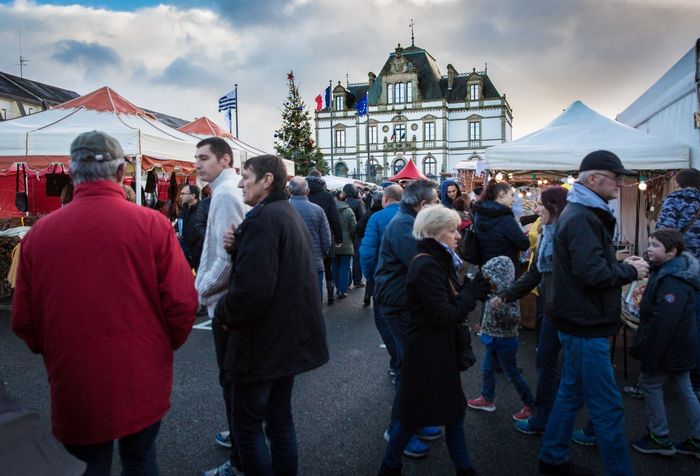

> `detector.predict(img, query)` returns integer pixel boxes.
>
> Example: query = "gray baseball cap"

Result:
[70,131,124,162]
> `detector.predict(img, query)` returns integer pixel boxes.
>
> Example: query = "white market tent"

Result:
[178,116,295,176]
[616,39,699,169]
[485,100,690,171]
[0,86,199,173]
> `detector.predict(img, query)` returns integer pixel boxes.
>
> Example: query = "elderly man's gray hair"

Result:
[288,176,309,196]
[69,156,125,185]
[402,179,437,208]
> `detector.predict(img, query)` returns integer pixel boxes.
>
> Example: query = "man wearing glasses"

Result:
[177,184,201,270]
[538,150,649,476]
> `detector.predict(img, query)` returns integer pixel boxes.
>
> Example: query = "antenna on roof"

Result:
[346,71,349,88]
[16,31,30,78]
[409,19,415,47]
[484,62,488,74]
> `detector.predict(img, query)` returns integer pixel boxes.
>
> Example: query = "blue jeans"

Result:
[529,316,561,429]
[352,238,363,285]
[317,270,324,299]
[212,323,242,468]
[639,370,700,438]
[332,255,351,294]
[232,376,297,476]
[64,420,161,476]
[480,336,534,406]
[383,417,472,471]
[540,332,632,476]
[381,305,410,432]
[373,297,398,372]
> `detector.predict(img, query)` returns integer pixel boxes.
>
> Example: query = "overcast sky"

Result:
[0,0,698,152]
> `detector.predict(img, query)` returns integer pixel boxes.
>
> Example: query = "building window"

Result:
[393,158,406,175]
[423,156,437,178]
[396,82,405,103]
[392,124,406,142]
[334,95,343,111]
[423,122,435,147]
[469,121,481,147]
[387,83,393,104]
[406,82,413,102]
[335,161,349,177]
[27,107,34,115]
[335,129,346,152]
[369,125,378,144]
[469,84,479,101]
[367,158,380,181]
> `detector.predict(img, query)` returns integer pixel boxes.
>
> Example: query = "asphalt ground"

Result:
[1,289,698,476]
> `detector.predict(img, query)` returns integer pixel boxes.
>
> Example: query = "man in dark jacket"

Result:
[176,184,200,269]
[374,179,441,458]
[307,172,342,304]
[341,183,367,287]
[539,150,649,476]
[215,155,329,475]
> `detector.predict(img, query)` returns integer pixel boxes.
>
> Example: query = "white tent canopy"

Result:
[0,87,198,172]
[485,100,690,171]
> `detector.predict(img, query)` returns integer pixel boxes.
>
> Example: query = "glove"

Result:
[463,274,491,302]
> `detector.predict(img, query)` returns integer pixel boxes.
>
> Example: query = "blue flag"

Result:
[355,94,368,117]
[218,90,237,112]
[324,86,331,111]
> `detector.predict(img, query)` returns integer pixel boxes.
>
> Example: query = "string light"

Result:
[638,176,647,191]
[495,172,504,181]
[566,175,575,185]
[537,179,542,185]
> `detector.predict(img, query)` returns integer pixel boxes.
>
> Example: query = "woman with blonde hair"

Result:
[379,205,489,476]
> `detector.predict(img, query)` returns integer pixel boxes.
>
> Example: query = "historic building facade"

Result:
[314,43,513,183]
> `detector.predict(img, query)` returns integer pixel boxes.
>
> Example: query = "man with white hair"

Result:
[12,130,197,475]
[288,176,332,297]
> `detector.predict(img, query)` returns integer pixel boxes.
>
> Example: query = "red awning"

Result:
[388,159,427,181]
[179,117,234,138]
[54,86,155,118]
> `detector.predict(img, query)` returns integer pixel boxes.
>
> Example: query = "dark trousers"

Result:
[232,376,298,476]
[381,305,411,431]
[64,420,161,476]
[373,296,398,371]
[212,323,242,468]
[351,239,363,286]
[323,256,334,298]
[529,316,562,429]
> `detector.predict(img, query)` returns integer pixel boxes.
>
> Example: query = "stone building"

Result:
[0,71,79,121]
[314,43,512,183]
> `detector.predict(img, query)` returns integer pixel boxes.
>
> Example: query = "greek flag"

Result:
[218,90,237,112]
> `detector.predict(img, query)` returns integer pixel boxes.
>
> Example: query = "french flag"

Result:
[315,86,332,112]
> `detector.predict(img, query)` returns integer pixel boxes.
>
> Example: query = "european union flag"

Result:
[355,94,368,117]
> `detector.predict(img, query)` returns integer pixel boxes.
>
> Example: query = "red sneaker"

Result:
[467,396,496,412]
[512,405,534,421]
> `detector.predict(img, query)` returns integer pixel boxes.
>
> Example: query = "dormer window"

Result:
[406,82,413,102]
[387,83,394,104]
[469,83,480,101]
[396,83,405,103]
[334,95,344,111]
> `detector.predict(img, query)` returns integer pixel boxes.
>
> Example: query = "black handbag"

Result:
[14,164,28,212]
[460,224,482,265]
[45,164,71,197]
[456,321,477,371]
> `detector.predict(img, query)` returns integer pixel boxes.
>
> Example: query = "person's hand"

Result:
[464,274,491,301]
[223,224,237,252]
[491,296,505,310]
[625,256,649,279]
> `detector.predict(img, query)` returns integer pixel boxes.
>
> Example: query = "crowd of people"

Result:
[7,129,700,476]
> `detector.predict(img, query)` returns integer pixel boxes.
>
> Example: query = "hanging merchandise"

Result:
[145,170,157,194]
[15,164,28,213]
[45,164,71,197]
[167,172,179,221]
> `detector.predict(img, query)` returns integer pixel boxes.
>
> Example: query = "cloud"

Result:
[151,56,224,89]
[52,39,121,70]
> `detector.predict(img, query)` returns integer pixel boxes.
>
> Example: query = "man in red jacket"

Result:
[12,130,198,476]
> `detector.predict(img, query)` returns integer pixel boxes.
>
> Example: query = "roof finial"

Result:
[484,61,488,73]
[409,19,415,47]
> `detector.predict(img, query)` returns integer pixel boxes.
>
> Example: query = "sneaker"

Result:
[355,281,366,288]
[417,426,442,441]
[539,459,594,476]
[623,383,644,399]
[215,431,232,449]
[337,292,348,299]
[467,396,496,412]
[512,405,534,421]
[675,436,700,460]
[571,428,596,446]
[383,430,429,458]
[632,431,675,456]
[202,460,242,476]
[515,418,543,435]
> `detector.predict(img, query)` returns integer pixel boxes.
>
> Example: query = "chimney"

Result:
[447,64,457,90]
[368,72,376,89]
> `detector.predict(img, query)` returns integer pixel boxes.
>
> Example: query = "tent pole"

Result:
[135,155,143,206]
[634,188,641,255]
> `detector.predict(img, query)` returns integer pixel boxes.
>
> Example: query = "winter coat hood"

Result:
[474,200,514,232]
[336,199,351,212]
[567,182,614,215]
[306,175,327,194]
[481,256,515,293]
[654,252,700,291]
[440,180,461,208]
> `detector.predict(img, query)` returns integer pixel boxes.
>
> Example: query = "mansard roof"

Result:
[0,71,79,106]
[441,72,502,103]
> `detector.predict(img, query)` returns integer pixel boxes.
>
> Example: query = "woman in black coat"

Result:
[473,180,530,269]
[379,206,489,476]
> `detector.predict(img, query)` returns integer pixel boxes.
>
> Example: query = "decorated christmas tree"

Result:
[274,71,328,176]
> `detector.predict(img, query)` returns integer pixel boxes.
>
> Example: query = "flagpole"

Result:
[234,83,239,138]
[365,92,370,181]
[329,80,334,175]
